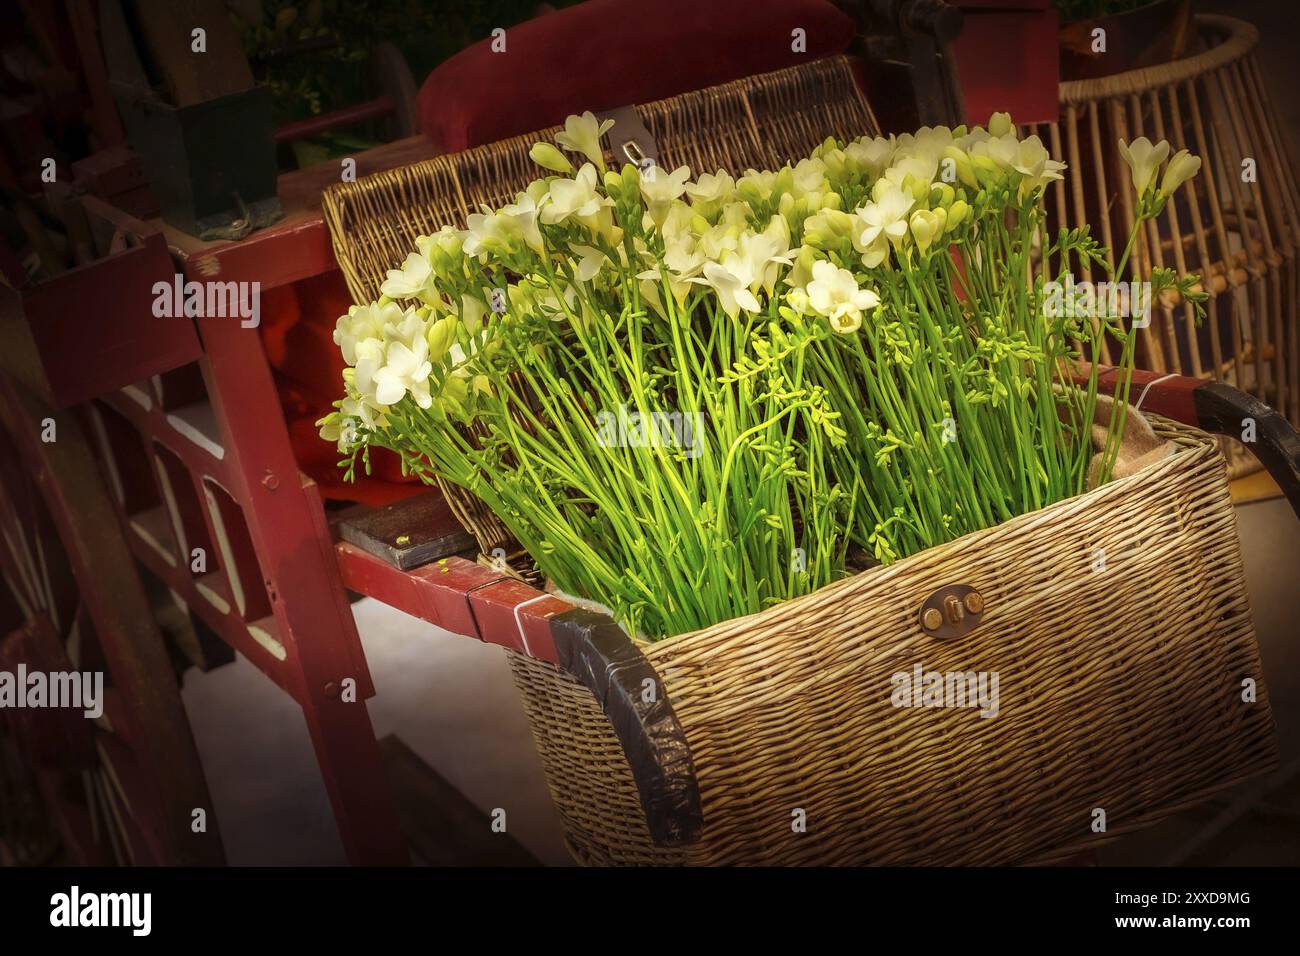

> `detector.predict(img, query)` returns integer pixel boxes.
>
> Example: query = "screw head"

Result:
[963,591,985,614]
[921,607,943,631]
[262,471,279,490]
[324,681,340,699]
[943,595,965,624]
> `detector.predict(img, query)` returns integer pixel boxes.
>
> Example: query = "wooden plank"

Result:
[0,230,197,410]
[378,735,541,867]
[126,0,254,107]
[333,544,566,664]
[334,491,474,570]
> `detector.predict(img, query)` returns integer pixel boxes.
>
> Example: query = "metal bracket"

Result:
[196,194,284,242]
[595,105,660,170]
[918,582,985,640]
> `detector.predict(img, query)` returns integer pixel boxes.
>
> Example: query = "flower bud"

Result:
[426,315,457,362]
[619,162,641,193]
[529,142,573,174]
[1158,148,1202,199]
[988,112,1014,138]
[945,199,971,231]
[909,208,947,255]
[942,146,978,189]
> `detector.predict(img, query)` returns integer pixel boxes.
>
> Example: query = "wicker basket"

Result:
[325,55,879,552]
[324,55,1279,864]
[510,416,1277,865]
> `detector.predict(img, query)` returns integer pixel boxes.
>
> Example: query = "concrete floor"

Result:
[179,0,1300,866]
[181,600,573,866]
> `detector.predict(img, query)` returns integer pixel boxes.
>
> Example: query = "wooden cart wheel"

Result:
[0,376,224,865]
[0,728,59,865]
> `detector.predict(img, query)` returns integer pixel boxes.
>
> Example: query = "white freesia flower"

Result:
[785,244,819,288]
[352,337,386,405]
[416,224,467,276]
[662,231,705,278]
[719,201,752,229]
[786,286,811,315]
[912,125,956,159]
[333,300,403,366]
[817,145,848,181]
[371,309,433,408]
[970,132,1020,170]
[1158,148,1202,199]
[802,208,855,249]
[697,221,741,261]
[696,257,761,318]
[1011,135,1066,199]
[739,217,792,295]
[637,254,697,314]
[686,225,786,318]
[320,382,387,449]
[685,170,735,215]
[806,260,880,333]
[640,165,692,225]
[463,206,516,259]
[791,157,828,197]
[500,191,545,255]
[541,163,606,226]
[844,136,894,178]
[554,111,614,168]
[571,244,608,282]
[341,392,385,431]
[1118,137,1171,199]
[380,251,434,301]
[659,201,697,242]
[884,152,939,198]
[853,181,914,267]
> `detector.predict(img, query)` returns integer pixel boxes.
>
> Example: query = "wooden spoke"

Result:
[0,376,224,865]
[81,768,102,850]
[93,771,129,866]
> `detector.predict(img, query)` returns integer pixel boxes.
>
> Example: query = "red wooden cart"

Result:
[4,136,1298,866]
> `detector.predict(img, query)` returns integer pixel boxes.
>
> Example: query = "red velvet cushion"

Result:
[418,0,856,152]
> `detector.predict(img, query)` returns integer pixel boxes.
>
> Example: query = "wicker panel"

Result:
[323,55,879,550]
[510,418,1278,865]
[1031,15,1300,447]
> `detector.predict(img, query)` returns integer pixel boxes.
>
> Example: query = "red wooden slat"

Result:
[0,233,201,408]
[335,545,565,666]
[1081,364,1201,426]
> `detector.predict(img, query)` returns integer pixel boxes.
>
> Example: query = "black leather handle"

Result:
[1194,382,1300,521]
[549,608,703,847]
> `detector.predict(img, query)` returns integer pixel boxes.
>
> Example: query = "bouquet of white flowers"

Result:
[321,111,1203,640]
